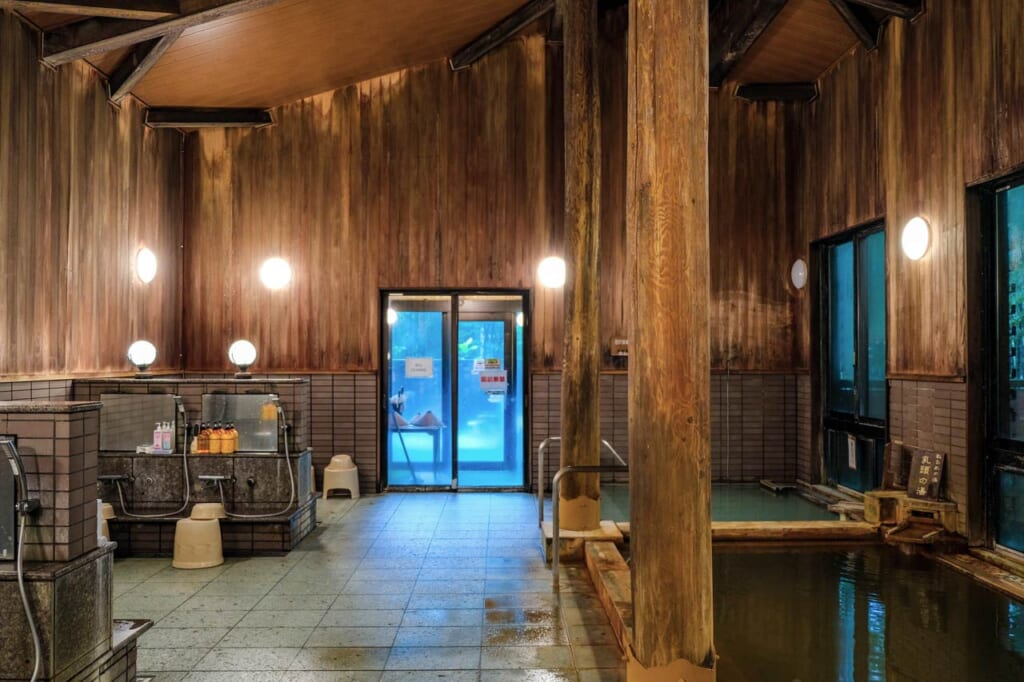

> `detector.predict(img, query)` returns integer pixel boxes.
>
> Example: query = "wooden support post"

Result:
[627,0,715,680]
[558,0,601,532]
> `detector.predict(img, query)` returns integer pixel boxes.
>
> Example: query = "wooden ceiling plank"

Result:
[107,29,182,102]
[1,0,178,20]
[844,0,920,19]
[735,82,820,101]
[827,0,879,49]
[42,0,278,67]
[449,0,554,71]
[145,107,273,128]
[710,0,788,87]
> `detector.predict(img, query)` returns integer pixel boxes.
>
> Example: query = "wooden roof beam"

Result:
[844,0,921,20]
[107,29,182,103]
[145,107,273,129]
[736,82,819,102]
[0,0,178,20]
[450,0,554,71]
[42,0,278,67]
[709,0,787,88]
[828,0,880,50]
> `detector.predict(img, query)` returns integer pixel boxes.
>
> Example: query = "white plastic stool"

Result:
[172,518,224,569]
[323,455,360,500]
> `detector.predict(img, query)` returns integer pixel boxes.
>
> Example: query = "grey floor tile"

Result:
[156,610,249,629]
[385,646,481,671]
[483,624,567,646]
[330,594,411,611]
[289,647,392,671]
[139,627,229,649]
[192,647,301,671]
[380,672,479,681]
[305,626,398,648]
[480,646,574,670]
[254,594,337,610]
[236,609,327,628]
[480,671,577,682]
[321,609,406,627]
[177,593,265,611]
[137,646,209,672]
[393,626,483,647]
[217,626,315,647]
[401,609,483,627]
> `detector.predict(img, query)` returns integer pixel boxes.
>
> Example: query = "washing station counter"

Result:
[74,377,316,557]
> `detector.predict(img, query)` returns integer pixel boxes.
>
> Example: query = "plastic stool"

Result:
[191,503,226,520]
[99,501,115,541]
[172,518,224,569]
[323,455,360,500]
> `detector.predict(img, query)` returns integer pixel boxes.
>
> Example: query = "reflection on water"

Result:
[714,548,1024,682]
[601,483,836,523]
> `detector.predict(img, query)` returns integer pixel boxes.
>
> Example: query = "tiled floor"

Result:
[115,493,625,681]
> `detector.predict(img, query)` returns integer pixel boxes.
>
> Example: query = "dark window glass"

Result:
[997,469,1024,554]
[999,185,1024,440]
[859,230,887,420]
[828,242,856,414]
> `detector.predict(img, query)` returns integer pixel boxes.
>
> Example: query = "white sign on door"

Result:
[847,435,858,470]
[479,370,508,394]
[405,357,434,379]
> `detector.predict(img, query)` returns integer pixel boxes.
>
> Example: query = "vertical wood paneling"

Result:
[0,12,183,379]
[708,92,803,371]
[792,0,1024,377]
[184,36,568,372]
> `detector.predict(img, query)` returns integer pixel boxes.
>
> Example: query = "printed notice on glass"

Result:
[480,370,508,394]
[847,435,858,470]
[405,358,433,379]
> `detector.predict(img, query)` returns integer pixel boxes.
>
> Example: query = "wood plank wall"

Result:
[0,13,183,379]
[795,0,1024,378]
[184,35,574,372]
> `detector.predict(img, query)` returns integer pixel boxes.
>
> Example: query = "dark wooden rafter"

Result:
[145,107,273,128]
[107,29,181,103]
[736,82,819,101]
[828,0,881,50]
[845,0,921,19]
[450,0,554,71]
[42,0,278,67]
[0,0,178,20]
[709,0,787,87]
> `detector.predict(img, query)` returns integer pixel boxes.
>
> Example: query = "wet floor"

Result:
[601,483,836,523]
[714,547,1024,682]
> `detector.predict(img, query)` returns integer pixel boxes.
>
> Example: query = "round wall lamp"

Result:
[537,256,566,289]
[136,247,157,284]
[790,258,808,290]
[260,257,292,289]
[516,312,525,328]
[386,308,399,326]
[127,340,157,378]
[228,339,258,378]
[901,216,930,261]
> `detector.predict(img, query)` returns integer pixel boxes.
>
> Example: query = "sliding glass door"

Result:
[383,292,527,490]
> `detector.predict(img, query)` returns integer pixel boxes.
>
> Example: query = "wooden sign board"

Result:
[907,449,945,500]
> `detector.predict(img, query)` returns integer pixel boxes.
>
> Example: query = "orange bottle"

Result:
[210,422,223,455]
[222,423,237,455]
[198,423,210,453]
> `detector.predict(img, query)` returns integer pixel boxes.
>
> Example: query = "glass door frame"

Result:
[379,289,530,492]
[978,169,1024,553]
[814,220,888,491]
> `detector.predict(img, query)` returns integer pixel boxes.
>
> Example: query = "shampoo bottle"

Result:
[162,422,173,451]
[153,423,162,449]
[210,422,223,455]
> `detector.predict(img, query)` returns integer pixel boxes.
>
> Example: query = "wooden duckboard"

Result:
[617,520,879,543]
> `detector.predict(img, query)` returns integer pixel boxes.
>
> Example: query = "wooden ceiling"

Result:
[8,0,915,113]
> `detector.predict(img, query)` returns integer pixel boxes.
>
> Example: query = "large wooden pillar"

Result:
[559,0,602,531]
[627,0,715,680]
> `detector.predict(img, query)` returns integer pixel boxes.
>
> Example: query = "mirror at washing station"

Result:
[100,393,180,452]
[201,394,279,453]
